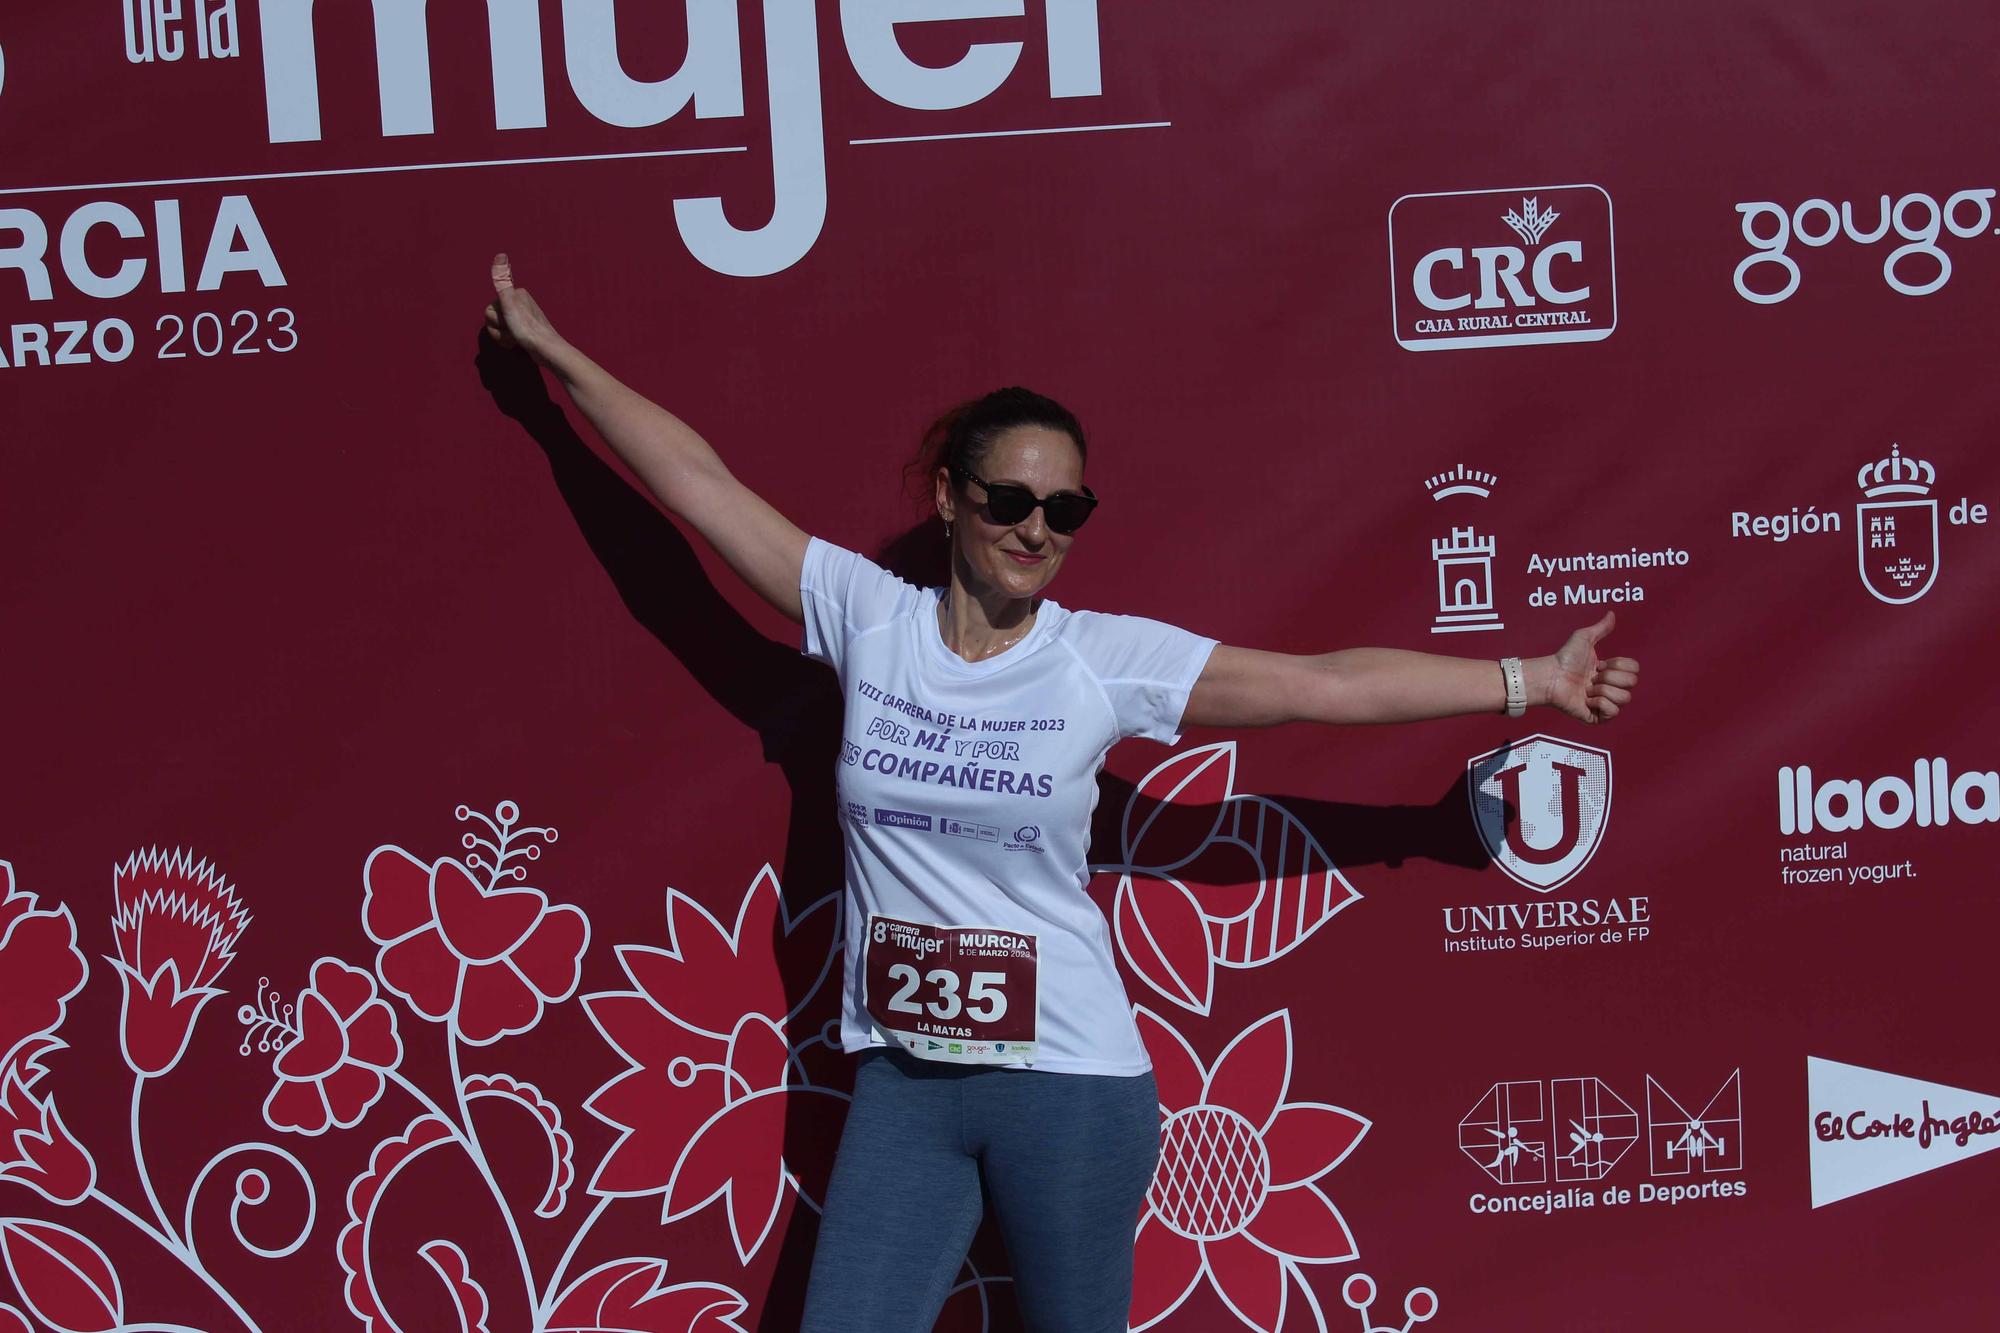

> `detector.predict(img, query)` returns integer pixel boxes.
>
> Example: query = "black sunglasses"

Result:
[951,466,1099,534]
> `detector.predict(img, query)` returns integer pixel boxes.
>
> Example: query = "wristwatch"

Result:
[1500,657,1527,718]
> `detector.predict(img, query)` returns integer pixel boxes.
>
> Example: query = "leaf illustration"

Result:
[418,1240,491,1333]
[464,1073,576,1217]
[1121,744,1237,870]
[547,1258,748,1332]
[1113,874,1215,1015]
[1206,797,1359,969]
[0,1220,121,1333]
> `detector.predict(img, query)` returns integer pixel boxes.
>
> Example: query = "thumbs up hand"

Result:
[1542,612,1640,725]
[483,252,562,364]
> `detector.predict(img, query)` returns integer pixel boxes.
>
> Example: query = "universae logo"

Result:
[1388,184,1617,350]
[1466,734,1613,892]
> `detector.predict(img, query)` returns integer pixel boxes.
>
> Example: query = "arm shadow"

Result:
[480,339,848,1329]
[1090,769,1497,878]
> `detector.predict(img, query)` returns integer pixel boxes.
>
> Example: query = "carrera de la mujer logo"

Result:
[1388,184,1616,350]
[65,0,1124,280]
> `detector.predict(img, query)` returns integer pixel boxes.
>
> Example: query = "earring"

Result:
[944,522,952,541]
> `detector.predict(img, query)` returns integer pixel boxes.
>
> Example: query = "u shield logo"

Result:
[1467,735,1613,891]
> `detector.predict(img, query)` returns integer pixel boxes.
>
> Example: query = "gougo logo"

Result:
[1733,189,1997,303]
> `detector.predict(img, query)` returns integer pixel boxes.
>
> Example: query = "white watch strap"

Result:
[1500,657,1527,717]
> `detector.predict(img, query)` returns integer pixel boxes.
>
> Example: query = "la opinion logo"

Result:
[252,0,1112,277]
[1467,734,1613,892]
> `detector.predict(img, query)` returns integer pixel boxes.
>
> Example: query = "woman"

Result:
[481,254,1638,1332]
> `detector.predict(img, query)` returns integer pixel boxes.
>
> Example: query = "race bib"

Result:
[863,914,1039,1065]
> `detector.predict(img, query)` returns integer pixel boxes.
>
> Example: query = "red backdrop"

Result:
[4,3,1998,1330]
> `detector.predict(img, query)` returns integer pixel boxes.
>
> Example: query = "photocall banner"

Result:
[4,3,1996,1330]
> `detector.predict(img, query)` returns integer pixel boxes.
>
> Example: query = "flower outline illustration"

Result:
[1130,1008,1370,1333]
[260,958,403,1137]
[362,843,588,1046]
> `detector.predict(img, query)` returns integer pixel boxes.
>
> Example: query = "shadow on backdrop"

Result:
[477,338,1493,1331]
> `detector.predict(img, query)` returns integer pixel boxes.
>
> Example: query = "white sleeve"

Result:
[799,537,918,672]
[1067,610,1220,745]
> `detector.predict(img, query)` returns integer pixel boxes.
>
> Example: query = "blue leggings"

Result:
[800,1049,1161,1333]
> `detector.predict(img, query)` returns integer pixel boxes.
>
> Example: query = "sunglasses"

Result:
[951,466,1099,534]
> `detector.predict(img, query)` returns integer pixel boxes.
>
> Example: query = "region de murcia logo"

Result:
[1389,184,1617,350]
[1855,444,1939,604]
[1468,734,1612,892]
[1728,439,1987,601]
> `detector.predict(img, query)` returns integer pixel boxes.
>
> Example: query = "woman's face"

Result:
[935,424,1086,603]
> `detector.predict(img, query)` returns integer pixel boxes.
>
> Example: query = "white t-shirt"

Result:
[800,537,1218,1075]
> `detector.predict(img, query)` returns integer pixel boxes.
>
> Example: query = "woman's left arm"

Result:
[1181,612,1639,729]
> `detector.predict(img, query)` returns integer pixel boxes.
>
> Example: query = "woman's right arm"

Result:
[483,252,810,624]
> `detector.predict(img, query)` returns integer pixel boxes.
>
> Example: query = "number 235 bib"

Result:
[863,914,1039,1065]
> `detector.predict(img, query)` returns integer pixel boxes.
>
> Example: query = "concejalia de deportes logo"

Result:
[1460,1070,1748,1218]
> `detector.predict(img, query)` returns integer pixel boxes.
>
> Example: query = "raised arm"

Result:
[483,253,810,623]
[1182,613,1638,729]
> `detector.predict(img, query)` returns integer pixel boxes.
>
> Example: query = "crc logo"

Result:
[1467,734,1613,892]
[1389,185,1616,351]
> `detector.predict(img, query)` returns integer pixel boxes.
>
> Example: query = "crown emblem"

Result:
[1343,1273,1439,1332]
[1856,443,1935,497]
[1424,464,1498,500]
[1502,196,1559,246]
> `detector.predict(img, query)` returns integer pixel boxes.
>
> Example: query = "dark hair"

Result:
[903,386,1088,509]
